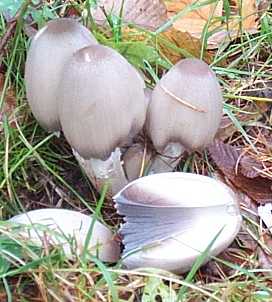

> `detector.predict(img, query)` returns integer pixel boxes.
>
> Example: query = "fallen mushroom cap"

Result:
[146,58,223,152]
[114,172,241,273]
[58,44,147,160]
[9,208,120,262]
[91,0,168,30]
[25,18,97,131]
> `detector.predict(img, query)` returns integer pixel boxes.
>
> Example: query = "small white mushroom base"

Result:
[122,142,184,180]
[9,208,120,262]
[74,148,128,195]
[148,142,185,174]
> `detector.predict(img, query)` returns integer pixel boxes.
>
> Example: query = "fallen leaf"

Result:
[158,27,213,64]
[258,247,272,269]
[92,0,168,30]
[240,155,263,178]
[231,0,257,30]
[165,0,258,49]
[166,0,222,37]
[208,140,272,204]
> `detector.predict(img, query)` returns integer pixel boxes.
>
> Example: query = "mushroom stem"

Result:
[123,142,152,181]
[147,142,185,174]
[73,148,128,195]
[123,141,184,178]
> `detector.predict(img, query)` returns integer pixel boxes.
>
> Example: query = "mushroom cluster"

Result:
[25,18,223,195]
[22,17,242,273]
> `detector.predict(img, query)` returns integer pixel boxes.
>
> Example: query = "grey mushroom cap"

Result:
[9,208,120,262]
[146,58,223,152]
[58,45,147,160]
[25,18,97,131]
[114,172,242,273]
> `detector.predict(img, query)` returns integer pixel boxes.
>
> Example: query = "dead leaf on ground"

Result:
[166,0,222,38]
[216,108,267,142]
[165,0,258,49]
[0,73,17,132]
[258,247,272,269]
[158,27,213,64]
[92,0,168,30]
[208,140,272,204]
[258,230,272,269]
[216,91,270,141]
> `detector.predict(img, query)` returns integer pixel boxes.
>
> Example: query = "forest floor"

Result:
[0,0,272,301]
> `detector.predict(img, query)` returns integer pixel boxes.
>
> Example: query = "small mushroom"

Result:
[58,45,147,193]
[9,208,120,262]
[114,172,241,273]
[146,58,223,173]
[25,18,97,131]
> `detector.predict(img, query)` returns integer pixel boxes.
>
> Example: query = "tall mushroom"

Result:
[146,58,223,173]
[58,45,147,194]
[25,18,97,131]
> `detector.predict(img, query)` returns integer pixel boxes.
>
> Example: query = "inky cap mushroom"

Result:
[146,58,223,153]
[114,172,241,273]
[58,44,147,160]
[25,18,97,131]
[9,208,120,262]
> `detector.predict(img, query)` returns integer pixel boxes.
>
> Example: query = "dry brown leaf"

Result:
[258,247,272,269]
[216,101,269,141]
[215,115,238,141]
[159,27,213,64]
[92,0,168,30]
[240,155,263,178]
[231,0,257,30]
[166,0,222,37]
[258,231,272,269]
[0,73,17,132]
[165,0,258,49]
[208,140,272,204]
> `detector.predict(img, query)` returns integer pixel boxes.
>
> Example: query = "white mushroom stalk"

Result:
[58,45,147,194]
[114,172,242,273]
[9,208,120,262]
[123,142,152,181]
[147,142,185,174]
[74,148,128,195]
[145,58,223,174]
